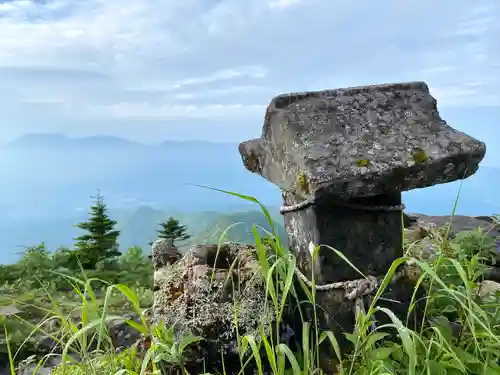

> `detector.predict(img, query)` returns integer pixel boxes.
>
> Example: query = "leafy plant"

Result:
[152,324,204,374]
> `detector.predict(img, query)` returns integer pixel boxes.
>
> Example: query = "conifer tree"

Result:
[74,191,120,269]
[156,216,191,246]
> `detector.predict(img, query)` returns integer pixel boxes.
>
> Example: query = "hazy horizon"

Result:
[0,0,497,162]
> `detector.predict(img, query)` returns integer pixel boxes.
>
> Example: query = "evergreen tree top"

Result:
[73,190,121,270]
[156,216,191,244]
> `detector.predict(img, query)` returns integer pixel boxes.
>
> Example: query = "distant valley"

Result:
[0,134,498,264]
[0,205,287,264]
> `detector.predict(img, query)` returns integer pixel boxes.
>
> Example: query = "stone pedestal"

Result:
[283,191,404,283]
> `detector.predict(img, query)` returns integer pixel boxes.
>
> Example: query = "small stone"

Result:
[475,280,500,300]
[151,238,182,269]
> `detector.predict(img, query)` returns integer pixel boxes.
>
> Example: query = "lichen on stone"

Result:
[297,172,310,194]
[411,149,429,164]
[244,150,260,173]
[356,159,371,167]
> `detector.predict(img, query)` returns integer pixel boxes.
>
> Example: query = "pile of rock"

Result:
[404,212,500,284]
[151,239,273,373]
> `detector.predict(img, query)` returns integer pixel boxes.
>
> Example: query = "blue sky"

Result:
[0,0,498,164]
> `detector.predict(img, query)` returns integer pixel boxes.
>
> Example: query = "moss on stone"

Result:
[297,173,310,194]
[412,149,428,164]
[356,159,371,167]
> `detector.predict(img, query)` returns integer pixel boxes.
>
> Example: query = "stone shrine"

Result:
[238,81,486,348]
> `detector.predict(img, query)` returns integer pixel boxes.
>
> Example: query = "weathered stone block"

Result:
[239,82,486,201]
[239,81,486,282]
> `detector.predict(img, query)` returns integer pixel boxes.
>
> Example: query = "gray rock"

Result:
[475,280,500,300]
[108,315,143,350]
[151,238,182,269]
[13,354,81,375]
[239,81,485,200]
[152,242,273,373]
[404,213,500,281]
[404,213,500,238]
[0,304,21,317]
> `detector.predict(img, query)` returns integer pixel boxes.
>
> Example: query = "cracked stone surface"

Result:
[239,81,486,201]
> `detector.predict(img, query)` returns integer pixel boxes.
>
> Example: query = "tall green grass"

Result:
[3,185,500,374]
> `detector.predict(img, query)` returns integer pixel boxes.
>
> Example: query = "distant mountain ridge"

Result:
[0,133,497,264]
[1,134,498,216]
[0,133,280,218]
[5,134,235,150]
[0,205,285,264]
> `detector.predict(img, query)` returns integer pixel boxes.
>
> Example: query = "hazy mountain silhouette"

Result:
[0,134,497,264]
[0,134,280,218]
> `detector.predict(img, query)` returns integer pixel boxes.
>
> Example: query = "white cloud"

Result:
[0,0,498,148]
[130,66,268,92]
[268,0,302,9]
[445,3,497,37]
[420,66,457,76]
[429,86,500,107]
[173,85,265,100]
[91,102,266,119]
[176,66,267,86]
